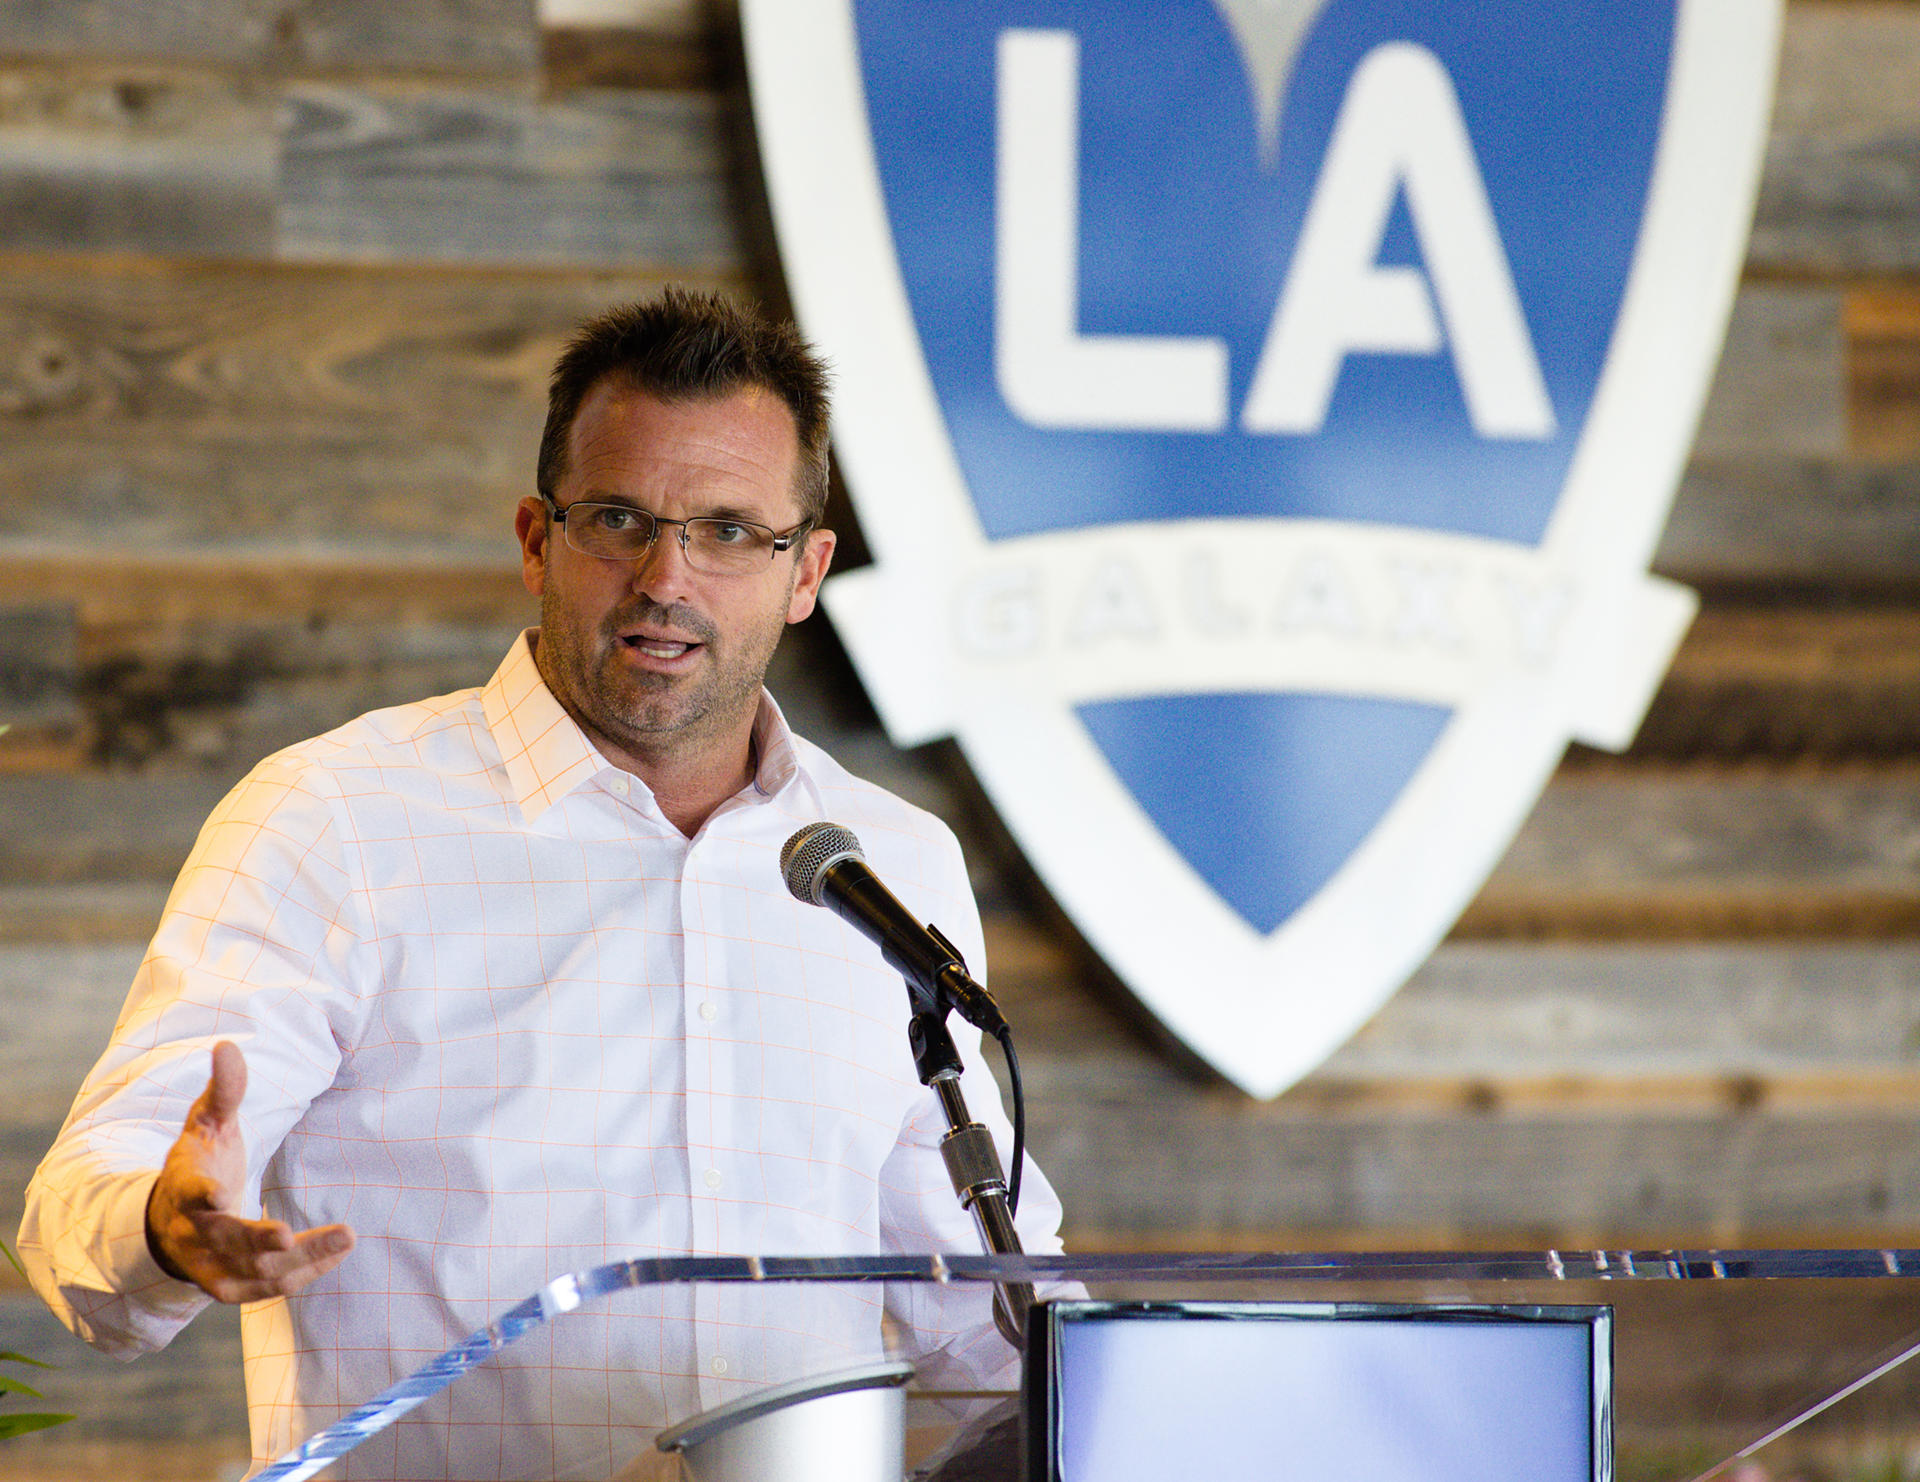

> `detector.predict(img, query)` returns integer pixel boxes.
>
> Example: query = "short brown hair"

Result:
[537,288,833,522]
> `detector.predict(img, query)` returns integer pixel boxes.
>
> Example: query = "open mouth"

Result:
[620,633,699,661]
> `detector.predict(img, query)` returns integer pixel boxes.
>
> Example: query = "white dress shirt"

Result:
[20,632,1064,1481]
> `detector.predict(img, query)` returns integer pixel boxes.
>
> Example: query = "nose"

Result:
[627,518,698,602]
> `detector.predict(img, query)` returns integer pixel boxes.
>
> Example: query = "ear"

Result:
[515,497,551,598]
[784,528,837,624]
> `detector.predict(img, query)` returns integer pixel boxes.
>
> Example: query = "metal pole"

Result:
[910,1012,1034,1348]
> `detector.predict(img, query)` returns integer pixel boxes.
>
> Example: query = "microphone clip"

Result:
[924,924,1009,1036]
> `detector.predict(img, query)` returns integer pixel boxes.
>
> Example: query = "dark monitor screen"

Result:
[1025,1301,1611,1482]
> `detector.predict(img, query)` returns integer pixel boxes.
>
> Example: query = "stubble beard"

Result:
[537,586,791,767]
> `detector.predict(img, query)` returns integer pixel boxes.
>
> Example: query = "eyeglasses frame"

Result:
[538,491,813,572]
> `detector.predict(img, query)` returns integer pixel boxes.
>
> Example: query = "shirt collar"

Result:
[482,631,606,822]
[749,690,803,799]
[482,630,811,823]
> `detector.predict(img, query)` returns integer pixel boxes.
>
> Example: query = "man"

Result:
[21,290,1064,1480]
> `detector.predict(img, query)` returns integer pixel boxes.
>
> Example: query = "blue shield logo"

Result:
[743,0,1781,1095]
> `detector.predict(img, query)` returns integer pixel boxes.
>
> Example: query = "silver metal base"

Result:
[655,1361,915,1482]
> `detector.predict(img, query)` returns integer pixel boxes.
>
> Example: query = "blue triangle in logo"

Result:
[1077,693,1451,934]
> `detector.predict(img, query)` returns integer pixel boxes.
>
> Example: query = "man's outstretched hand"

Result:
[144,1040,355,1303]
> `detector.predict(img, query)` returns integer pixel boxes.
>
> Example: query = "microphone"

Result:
[781,822,1008,1034]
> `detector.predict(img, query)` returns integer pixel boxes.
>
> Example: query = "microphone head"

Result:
[781,822,865,906]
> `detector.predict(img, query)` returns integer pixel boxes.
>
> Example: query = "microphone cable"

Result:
[995,1022,1026,1218]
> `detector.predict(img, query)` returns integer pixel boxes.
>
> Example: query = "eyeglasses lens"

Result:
[565,506,774,575]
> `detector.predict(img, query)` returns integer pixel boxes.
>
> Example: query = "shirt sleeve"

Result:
[17,752,373,1358]
[874,824,1072,1392]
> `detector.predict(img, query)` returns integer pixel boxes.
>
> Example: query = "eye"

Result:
[586,505,645,533]
[704,521,752,546]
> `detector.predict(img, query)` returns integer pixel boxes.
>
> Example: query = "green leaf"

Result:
[0,1412,74,1440]
[0,1240,72,1440]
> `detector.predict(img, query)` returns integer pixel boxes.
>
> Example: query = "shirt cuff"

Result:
[92,1169,210,1321]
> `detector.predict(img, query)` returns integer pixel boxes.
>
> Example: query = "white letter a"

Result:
[1241,42,1556,440]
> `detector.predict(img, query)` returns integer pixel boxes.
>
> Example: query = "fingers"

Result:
[194,1040,248,1129]
[178,1214,357,1305]
[169,1041,250,1216]
[149,1041,359,1301]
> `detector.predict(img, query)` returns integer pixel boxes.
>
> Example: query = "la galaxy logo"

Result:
[742,0,1782,1096]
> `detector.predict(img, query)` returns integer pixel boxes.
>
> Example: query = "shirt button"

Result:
[703,1168,723,1191]
[710,1356,729,1376]
[698,1001,719,1023]
[610,777,630,796]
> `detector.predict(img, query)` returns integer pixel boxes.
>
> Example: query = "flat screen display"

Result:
[1027,1301,1610,1482]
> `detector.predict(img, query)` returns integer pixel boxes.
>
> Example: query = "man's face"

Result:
[515,380,835,775]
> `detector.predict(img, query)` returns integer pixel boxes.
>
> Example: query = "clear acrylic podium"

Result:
[256,1249,1920,1481]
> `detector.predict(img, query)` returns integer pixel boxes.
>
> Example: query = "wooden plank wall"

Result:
[0,0,1916,1473]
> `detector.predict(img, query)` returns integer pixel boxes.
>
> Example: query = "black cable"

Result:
[995,1025,1025,1219]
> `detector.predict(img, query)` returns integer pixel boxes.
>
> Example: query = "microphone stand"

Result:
[906,1001,1034,1350]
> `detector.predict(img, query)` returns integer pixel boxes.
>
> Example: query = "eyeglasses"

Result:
[540,493,812,577]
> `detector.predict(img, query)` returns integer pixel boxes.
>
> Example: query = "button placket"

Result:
[680,845,720,1257]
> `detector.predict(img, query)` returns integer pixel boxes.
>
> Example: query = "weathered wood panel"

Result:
[0,554,530,626]
[278,82,743,271]
[1631,604,1920,762]
[0,63,273,259]
[0,882,172,945]
[535,0,714,26]
[1658,455,1920,591]
[1338,943,1920,1083]
[1846,282,1920,457]
[994,941,1920,1091]
[1693,283,1845,460]
[1468,765,1920,938]
[0,262,728,563]
[0,1290,244,1482]
[0,1440,248,1482]
[0,0,537,75]
[1,944,145,1127]
[0,772,231,886]
[1754,2,1920,274]
[271,0,539,76]
[59,606,531,769]
[0,605,77,757]
[542,23,731,92]
[1043,1103,1920,1246]
[1490,767,1920,894]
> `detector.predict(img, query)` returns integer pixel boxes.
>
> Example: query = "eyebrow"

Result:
[573,490,646,510]
[575,493,774,525]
